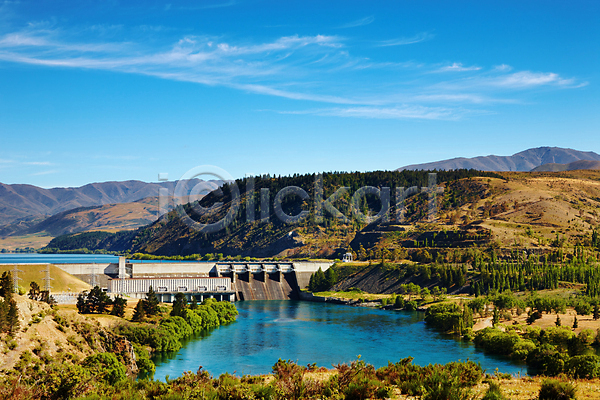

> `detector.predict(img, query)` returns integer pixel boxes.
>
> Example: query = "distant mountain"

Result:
[532,160,600,172]
[398,147,600,172]
[0,179,221,226]
[0,197,160,237]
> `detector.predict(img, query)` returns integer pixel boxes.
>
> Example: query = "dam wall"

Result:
[53,263,115,276]
[51,258,334,301]
[128,262,215,277]
[230,272,298,301]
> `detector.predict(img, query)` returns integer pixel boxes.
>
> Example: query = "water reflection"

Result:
[152,300,527,380]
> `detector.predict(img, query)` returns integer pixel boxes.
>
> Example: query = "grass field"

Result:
[0,233,54,251]
[0,263,90,293]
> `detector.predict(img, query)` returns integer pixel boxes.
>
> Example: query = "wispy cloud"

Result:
[24,161,52,166]
[491,71,580,88]
[275,105,468,120]
[376,32,434,47]
[0,23,585,121]
[31,169,58,176]
[494,64,512,72]
[435,62,481,72]
[176,0,239,11]
[337,16,375,29]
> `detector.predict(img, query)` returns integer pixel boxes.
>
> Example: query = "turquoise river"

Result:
[152,300,527,380]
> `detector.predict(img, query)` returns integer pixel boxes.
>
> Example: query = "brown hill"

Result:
[0,197,160,237]
[531,159,600,172]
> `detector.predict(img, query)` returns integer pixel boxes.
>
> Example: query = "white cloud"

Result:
[337,16,375,29]
[492,71,577,88]
[376,32,434,47]
[0,23,585,121]
[177,0,238,10]
[494,64,512,72]
[435,62,481,72]
[24,161,52,165]
[31,169,58,176]
[276,105,466,120]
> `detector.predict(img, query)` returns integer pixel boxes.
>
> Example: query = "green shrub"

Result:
[538,379,576,400]
[526,344,566,376]
[394,296,405,308]
[133,343,155,376]
[481,381,507,400]
[82,352,127,385]
[566,354,600,378]
[38,363,90,399]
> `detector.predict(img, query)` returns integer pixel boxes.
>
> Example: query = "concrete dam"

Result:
[53,258,332,302]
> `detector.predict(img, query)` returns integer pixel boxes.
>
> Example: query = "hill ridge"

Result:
[398,146,600,172]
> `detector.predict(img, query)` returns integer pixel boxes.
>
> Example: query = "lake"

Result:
[0,253,119,264]
[153,300,527,380]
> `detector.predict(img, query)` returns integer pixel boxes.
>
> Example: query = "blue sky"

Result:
[0,0,598,187]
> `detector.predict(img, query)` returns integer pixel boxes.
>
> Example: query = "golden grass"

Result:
[0,264,90,293]
[0,233,54,251]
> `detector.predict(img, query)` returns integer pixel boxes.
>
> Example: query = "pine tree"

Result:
[325,267,337,289]
[111,296,127,317]
[0,299,7,333]
[308,273,315,292]
[132,300,146,322]
[171,293,188,317]
[0,271,13,299]
[190,296,198,310]
[594,304,599,320]
[28,282,41,301]
[76,293,87,314]
[7,299,18,334]
[87,286,112,314]
[144,286,160,316]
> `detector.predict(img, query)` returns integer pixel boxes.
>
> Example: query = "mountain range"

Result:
[0,179,219,227]
[398,147,600,172]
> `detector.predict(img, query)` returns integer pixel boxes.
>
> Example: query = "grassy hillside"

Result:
[0,264,91,293]
[42,169,600,261]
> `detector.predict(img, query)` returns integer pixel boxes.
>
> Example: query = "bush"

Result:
[474,328,536,360]
[394,296,405,308]
[526,344,566,376]
[82,352,127,385]
[566,354,600,378]
[38,363,91,399]
[133,343,155,376]
[481,381,507,400]
[538,379,576,400]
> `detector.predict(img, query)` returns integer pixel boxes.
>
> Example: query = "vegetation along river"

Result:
[152,300,526,380]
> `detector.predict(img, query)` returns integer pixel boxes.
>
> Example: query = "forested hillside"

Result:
[43,169,501,257]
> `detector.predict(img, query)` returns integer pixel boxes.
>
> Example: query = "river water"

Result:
[0,255,528,378]
[153,300,527,380]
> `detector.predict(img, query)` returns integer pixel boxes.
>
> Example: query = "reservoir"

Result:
[153,300,526,380]
[0,253,119,264]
